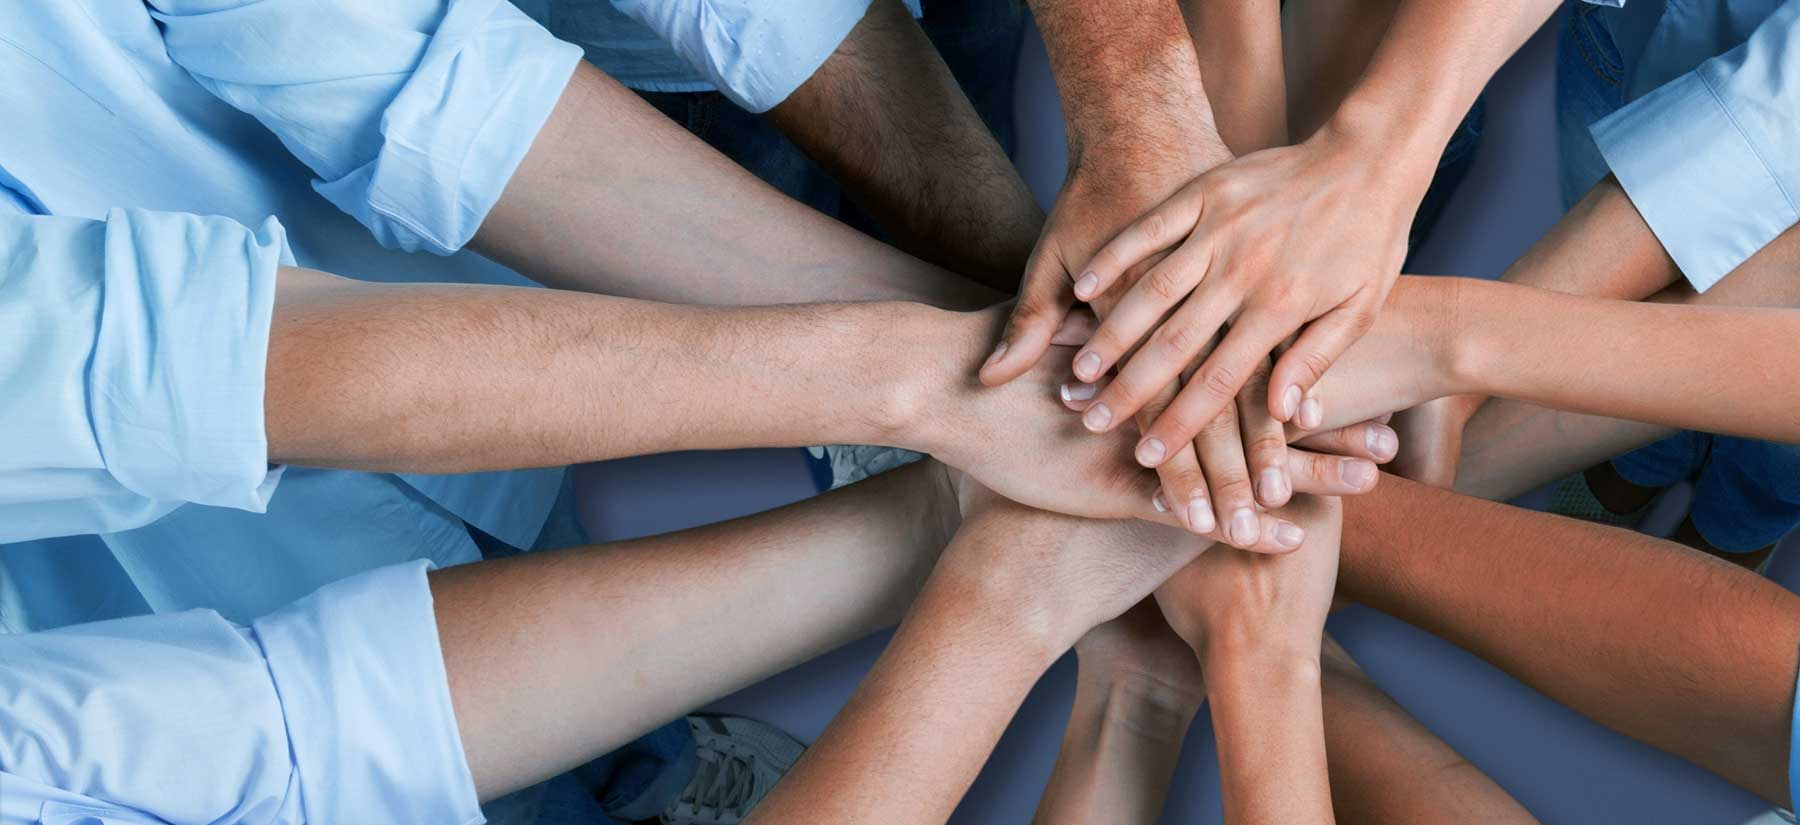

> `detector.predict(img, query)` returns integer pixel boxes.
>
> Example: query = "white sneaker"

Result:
[806,444,924,490]
[661,714,805,825]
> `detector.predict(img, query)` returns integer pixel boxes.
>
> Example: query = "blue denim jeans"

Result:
[473,473,698,825]
[1556,1,1800,552]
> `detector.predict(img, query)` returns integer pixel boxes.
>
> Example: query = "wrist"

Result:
[1316,95,1441,201]
[877,303,985,454]
[1204,638,1323,694]
[1078,672,1205,744]
[1439,277,1500,399]
[920,550,1070,667]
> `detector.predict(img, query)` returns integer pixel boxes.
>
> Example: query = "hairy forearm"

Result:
[1207,646,1334,825]
[1032,676,1199,825]
[435,460,959,800]
[1029,0,1226,171]
[471,61,997,310]
[1341,475,1799,805]
[1182,0,1287,153]
[765,0,1042,288]
[264,267,963,471]
[746,559,1060,824]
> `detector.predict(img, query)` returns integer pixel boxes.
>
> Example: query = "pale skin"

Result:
[746,485,1255,825]
[979,0,1322,548]
[1058,0,1562,451]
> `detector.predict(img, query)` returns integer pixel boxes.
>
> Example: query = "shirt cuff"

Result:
[614,0,874,112]
[88,208,285,515]
[1592,70,1800,292]
[314,0,583,255]
[254,561,482,825]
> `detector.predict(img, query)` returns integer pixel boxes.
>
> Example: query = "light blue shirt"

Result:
[526,0,923,112]
[0,0,582,627]
[1584,0,1800,291]
[0,561,481,825]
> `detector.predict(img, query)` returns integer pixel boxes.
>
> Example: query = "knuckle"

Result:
[1145,265,1186,302]
[1248,433,1287,460]
[1199,363,1242,401]
[1139,210,1170,246]
[1161,321,1204,356]
[1298,349,1335,383]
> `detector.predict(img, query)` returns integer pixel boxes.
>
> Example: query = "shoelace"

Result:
[676,747,758,821]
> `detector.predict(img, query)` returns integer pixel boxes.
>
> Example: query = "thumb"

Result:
[1269,300,1379,424]
[978,264,1075,386]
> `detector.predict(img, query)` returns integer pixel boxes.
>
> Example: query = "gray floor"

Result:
[576,18,1787,824]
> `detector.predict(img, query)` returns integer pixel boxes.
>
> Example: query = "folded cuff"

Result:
[317,0,583,254]
[88,208,284,515]
[254,560,482,825]
[614,0,874,112]
[1593,71,1800,292]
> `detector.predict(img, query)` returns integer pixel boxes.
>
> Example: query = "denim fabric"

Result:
[1407,98,1485,266]
[1557,1,1800,553]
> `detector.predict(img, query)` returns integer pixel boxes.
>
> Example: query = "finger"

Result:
[980,270,1074,387]
[1238,360,1291,510]
[1083,278,1238,438]
[1291,420,1400,463]
[1296,382,1325,431]
[1050,307,1100,346]
[1073,243,1213,384]
[1268,297,1381,421]
[1284,448,1380,495]
[1141,381,1213,534]
[1194,402,1302,551]
[1059,375,1106,411]
[1144,314,1292,453]
[1074,185,1205,303]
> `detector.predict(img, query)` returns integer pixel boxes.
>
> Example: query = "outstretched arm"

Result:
[1302,275,1800,444]
[267,268,1195,523]
[1342,475,1799,806]
[472,62,999,309]
[747,496,1217,824]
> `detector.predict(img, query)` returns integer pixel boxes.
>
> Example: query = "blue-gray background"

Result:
[576,19,1797,824]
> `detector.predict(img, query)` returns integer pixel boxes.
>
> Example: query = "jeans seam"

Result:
[1570,8,1624,87]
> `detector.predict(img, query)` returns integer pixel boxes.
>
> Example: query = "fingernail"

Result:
[983,341,1008,370]
[1342,458,1377,487]
[1188,498,1215,533]
[1282,385,1301,419]
[1074,351,1102,380]
[1135,437,1166,466]
[1299,398,1323,429]
[1230,507,1259,545]
[1258,468,1289,503]
[1074,271,1099,300]
[1368,425,1398,461]
[1275,522,1306,549]
[1083,402,1112,431]
[1060,382,1097,403]
[1152,489,1169,513]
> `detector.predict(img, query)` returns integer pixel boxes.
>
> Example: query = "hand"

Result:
[1287,275,1468,435]
[1061,368,1390,549]
[1067,123,1430,457]
[928,493,1219,654]
[1152,495,1343,662]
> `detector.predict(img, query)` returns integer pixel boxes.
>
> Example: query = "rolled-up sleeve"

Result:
[148,0,582,255]
[0,561,478,825]
[611,0,876,112]
[1591,0,1800,292]
[0,208,284,542]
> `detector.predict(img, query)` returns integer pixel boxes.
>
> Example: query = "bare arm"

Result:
[763,0,1043,288]
[437,461,959,799]
[1341,475,1800,806]
[265,267,1186,523]
[1303,275,1800,446]
[469,61,999,309]
[747,497,1216,824]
